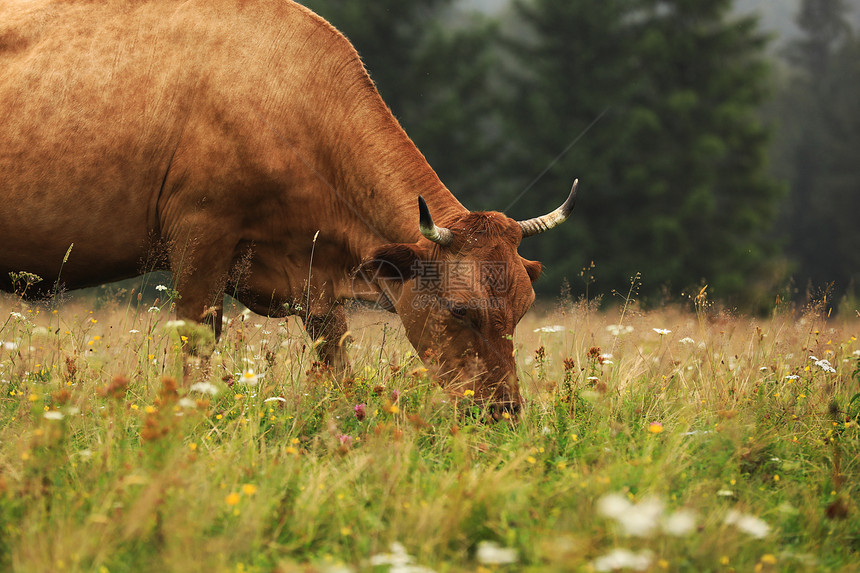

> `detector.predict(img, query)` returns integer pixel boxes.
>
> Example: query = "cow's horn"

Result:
[518,179,578,238]
[418,196,454,246]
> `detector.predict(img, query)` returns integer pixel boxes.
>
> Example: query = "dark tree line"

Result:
[772,0,860,309]
[300,0,858,312]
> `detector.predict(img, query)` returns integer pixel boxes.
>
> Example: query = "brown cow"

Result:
[0,0,576,414]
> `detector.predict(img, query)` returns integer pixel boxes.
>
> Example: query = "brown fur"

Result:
[1,0,559,412]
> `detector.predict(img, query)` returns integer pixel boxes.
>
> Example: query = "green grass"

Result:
[0,294,858,572]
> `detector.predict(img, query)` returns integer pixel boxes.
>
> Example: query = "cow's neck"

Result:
[316,96,468,304]
[323,87,468,248]
[267,25,470,304]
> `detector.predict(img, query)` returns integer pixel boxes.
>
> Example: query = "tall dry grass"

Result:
[0,292,857,572]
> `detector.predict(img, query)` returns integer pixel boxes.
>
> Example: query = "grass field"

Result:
[0,290,858,572]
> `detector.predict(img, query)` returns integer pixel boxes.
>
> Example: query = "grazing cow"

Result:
[0,0,576,414]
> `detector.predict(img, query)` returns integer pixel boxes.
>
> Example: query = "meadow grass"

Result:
[0,292,857,572]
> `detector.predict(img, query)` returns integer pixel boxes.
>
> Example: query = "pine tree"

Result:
[497,0,640,298]
[503,0,783,307]
[817,39,860,297]
[777,0,857,302]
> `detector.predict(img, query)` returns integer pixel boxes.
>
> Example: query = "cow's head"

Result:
[359,181,578,418]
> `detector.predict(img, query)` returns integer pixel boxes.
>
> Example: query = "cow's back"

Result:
[0,0,356,290]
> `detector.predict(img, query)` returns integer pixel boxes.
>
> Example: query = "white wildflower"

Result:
[679,337,696,345]
[618,497,664,537]
[662,509,697,536]
[43,411,64,420]
[591,549,652,572]
[2,341,18,351]
[784,375,799,380]
[147,306,160,313]
[597,493,631,519]
[853,350,860,357]
[238,369,261,385]
[128,329,140,334]
[725,509,770,539]
[189,382,219,396]
[533,325,565,333]
[606,324,634,336]
[814,359,836,374]
[476,541,518,565]
[717,489,735,497]
[759,366,768,371]
[264,396,287,403]
[600,353,613,361]
[178,397,196,409]
[368,542,436,573]
[597,493,664,537]
[653,328,671,335]
[155,284,168,291]
[165,320,186,328]
[9,312,25,320]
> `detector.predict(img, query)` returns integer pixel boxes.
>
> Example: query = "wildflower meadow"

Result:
[0,288,858,572]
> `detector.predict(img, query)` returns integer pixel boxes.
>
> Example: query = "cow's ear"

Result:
[521,257,542,283]
[360,243,424,282]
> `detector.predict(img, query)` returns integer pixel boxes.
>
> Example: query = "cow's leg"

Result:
[304,304,352,377]
[174,281,224,383]
[166,234,235,382]
[172,269,228,338]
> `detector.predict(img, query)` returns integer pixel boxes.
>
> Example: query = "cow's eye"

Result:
[449,304,468,321]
